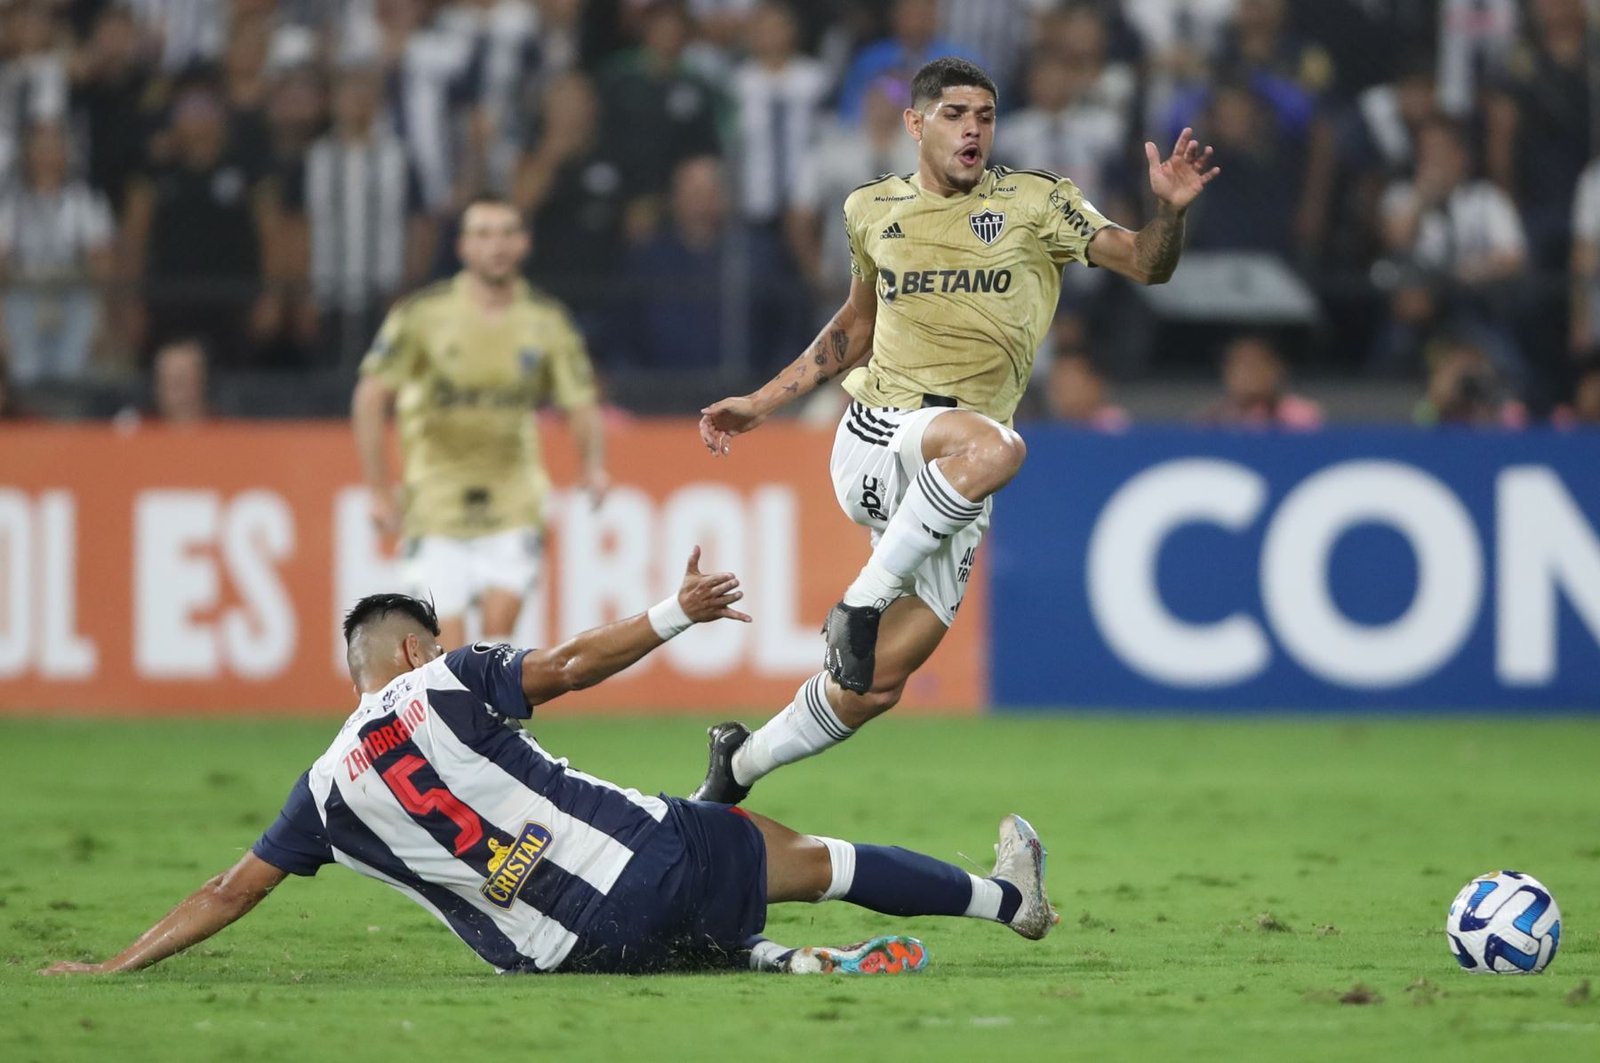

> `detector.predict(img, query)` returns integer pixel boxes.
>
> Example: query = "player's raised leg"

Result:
[693,595,947,803]
[826,409,1023,693]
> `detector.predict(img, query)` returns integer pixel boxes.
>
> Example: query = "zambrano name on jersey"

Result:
[841,166,1115,426]
[359,275,598,539]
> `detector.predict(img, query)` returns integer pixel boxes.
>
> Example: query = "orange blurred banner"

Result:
[0,421,984,716]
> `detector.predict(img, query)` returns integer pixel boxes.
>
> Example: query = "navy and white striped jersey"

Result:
[252,644,670,973]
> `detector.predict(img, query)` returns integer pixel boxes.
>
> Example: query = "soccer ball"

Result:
[1446,870,1561,974]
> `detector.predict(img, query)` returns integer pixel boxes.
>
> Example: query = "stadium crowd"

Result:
[2,0,1600,425]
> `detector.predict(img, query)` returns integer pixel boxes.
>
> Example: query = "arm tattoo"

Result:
[801,328,853,387]
[828,329,850,364]
[1133,208,1186,283]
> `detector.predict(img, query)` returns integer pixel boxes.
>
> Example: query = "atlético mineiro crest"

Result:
[969,208,1005,245]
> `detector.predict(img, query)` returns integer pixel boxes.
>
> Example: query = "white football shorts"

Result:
[401,526,542,618]
[828,401,990,625]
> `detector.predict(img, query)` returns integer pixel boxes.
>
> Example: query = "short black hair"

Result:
[459,192,526,227]
[910,57,998,109]
[343,593,440,645]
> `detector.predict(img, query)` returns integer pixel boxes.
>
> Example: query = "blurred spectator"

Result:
[1183,79,1299,255]
[1291,0,1438,98]
[262,65,327,177]
[732,3,829,230]
[1436,0,1518,117]
[621,155,748,368]
[515,72,632,339]
[1570,153,1600,354]
[937,0,1052,101]
[731,1,829,357]
[1413,334,1526,427]
[792,77,918,308]
[1213,0,1336,254]
[1373,116,1526,379]
[0,0,70,189]
[598,0,723,230]
[443,0,544,194]
[533,0,590,77]
[125,0,227,72]
[286,66,431,366]
[122,80,280,366]
[835,0,973,123]
[69,4,164,218]
[1553,358,1600,428]
[1345,50,1436,183]
[151,334,210,424]
[1002,9,1136,210]
[1485,0,1591,270]
[349,0,484,213]
[1216,0,1334,95]
[1332,50,1437,266]
[0,123,114,385]
[1123,0,1236,131]
[0,354,23,420]
[1045,350,1129,431]
[1198,334,1323,428]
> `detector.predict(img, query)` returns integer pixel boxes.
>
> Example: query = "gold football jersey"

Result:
[841,166,1114,425]
[359,275,598,538]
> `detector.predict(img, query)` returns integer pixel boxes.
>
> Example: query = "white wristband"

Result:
[647,595,693,640]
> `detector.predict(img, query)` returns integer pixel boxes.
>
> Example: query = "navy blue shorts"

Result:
[560,798,768,973]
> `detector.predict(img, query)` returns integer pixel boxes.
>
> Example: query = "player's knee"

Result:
[984,427,1027,482]
[956,425,1026,495]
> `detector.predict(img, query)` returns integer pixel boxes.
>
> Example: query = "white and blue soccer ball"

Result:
[1446,870,1562,974]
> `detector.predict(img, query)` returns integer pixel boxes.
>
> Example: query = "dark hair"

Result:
[910,57,998,109]
[460,192,526,226]
[343,593,440,645]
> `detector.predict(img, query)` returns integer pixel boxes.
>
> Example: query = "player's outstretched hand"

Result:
[699,396,768,456]
[1145,127,1220,211]
[676,546,753,624]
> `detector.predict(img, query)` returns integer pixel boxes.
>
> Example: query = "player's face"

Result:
[908,86,996,194]
[457,204,530,285]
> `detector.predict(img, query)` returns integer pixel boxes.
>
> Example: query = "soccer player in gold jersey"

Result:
[692,58,1219,803]
[352,196,608,650]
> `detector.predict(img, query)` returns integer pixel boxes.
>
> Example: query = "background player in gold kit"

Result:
[352,196,608,651]
[692,57,1219,803]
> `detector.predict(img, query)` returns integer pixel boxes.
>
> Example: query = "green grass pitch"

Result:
[1,714,1597,1062]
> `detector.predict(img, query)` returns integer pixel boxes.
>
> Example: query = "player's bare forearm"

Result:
[520,547,749,704]
[567,403,606,480]
[521,614,668,703]
[1102,127,1215,285]
[700,278,874,454]
[1132,204,1187,285]
[43,854,284,975]
[753,287,874,414]
[351,377,395,491]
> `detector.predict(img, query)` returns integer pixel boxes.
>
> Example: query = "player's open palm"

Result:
[1146,127,1220,211]
[699,396,767,456]
[676,546,753,624]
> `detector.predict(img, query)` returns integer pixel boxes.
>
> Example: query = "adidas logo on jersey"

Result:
[880,222,905,239]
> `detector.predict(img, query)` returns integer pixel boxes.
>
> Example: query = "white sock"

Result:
[963,874,1003,920]
[813,836,857,902]
[843,460,983,607]
[731,673,852,787]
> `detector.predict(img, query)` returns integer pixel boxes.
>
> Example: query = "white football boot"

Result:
[991,813,1057,940]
